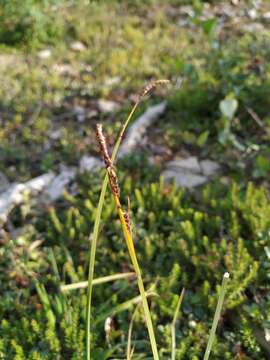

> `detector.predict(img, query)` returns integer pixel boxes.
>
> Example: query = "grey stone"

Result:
[104,76,121,87]
[162,170,207,189]
[167,156,201,173]
[0,173,54,223]
[200,160,220,177]
[53,63,78,77]
[79,156,102,173]
[119,101,167,156]
[247,9,257,20]
[74,105,86,122]
[70,41,86,52]
[162,156,220,189]
[263,12,270,20]
[43,167,76,202]
[242,22,264,32]
[0,172,9,193]
[97,99,120,113]
[49,129,62,140]
[37,49,51,59]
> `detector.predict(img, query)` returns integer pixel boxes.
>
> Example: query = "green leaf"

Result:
[256,155,270,173]
[201,18,217,36]
[197,130,209,146]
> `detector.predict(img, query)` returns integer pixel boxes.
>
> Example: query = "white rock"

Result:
[70,41,86,52]
[247,9,257,19]
[80,63,92,73]
[263,12,270,20]
[79,156,102,173]
[162,170,207,189]
[177,18,190,27]
[25,173,55,192]
[243,23,264,32]
[119,101,167,157]
[200,160,220,177]
[179,5,194,17]
[168,157,201,173]
[74,105,86,122]
[162,157,220,189]
[53,63,77,76]
[0,184,25,223]
[38,49,51,59]
[0,172,9,192]
[43,167,76,202]
[104,76,121,87]
[87,109,98,118]
[97,99,120,113]
[0,173,54,223]
[49,129,62,140]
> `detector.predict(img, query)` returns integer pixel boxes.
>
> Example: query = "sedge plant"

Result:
[86,80,169,359]
[86,80,229,359]
[96,123,159,359]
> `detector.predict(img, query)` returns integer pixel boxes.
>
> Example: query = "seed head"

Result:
[108,166,120,197]
[137,79,170,101]
[123,210,132,234]
[96,123,112,168]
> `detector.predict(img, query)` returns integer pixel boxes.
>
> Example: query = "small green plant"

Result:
[218,96,245,151]
[0,0,65,48]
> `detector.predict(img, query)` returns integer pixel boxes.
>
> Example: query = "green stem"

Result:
[203,272,230,360]
[171,288,185,360]
[115,197,159,359]
[61,272,134,292]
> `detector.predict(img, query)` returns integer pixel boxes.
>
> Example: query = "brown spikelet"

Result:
[96,124,113,168]
[108,167,120,197]
[123,210,132,234]
[96,123,120,196]
[138,79,170,101]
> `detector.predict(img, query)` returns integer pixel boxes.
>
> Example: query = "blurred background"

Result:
[0,0,270,359]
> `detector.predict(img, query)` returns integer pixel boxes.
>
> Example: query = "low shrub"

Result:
[1,160,269,358]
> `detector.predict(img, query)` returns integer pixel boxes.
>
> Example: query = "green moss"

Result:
[1,161,269,357]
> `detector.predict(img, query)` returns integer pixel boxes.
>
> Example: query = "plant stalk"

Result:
[171,288,185,360]
[114,194,159,359]
[203,272,230,360]
[86,80,169,359]
[86,102,139,360]
[96,123,160,359]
